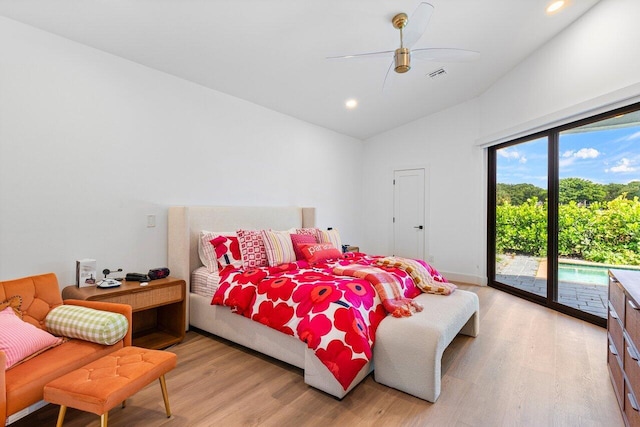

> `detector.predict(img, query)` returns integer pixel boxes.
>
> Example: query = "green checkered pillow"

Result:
[45,305,128,346]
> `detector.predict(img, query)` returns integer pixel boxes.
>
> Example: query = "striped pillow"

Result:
[261,230,297,266]
[0,306,63,370]
[199,231,236,273]
[318,229,342,251]
[45,305,128,346]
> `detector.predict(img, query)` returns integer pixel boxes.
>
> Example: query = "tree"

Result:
[604,183,626,201]
[497,183,547,205]
[559,177,606,205]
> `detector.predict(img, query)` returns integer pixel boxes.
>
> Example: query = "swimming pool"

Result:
[558,263,637,286]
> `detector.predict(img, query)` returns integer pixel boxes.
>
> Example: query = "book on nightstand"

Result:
[76,259,97,287]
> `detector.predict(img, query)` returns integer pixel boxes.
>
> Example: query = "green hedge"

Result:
[496,195,640,265]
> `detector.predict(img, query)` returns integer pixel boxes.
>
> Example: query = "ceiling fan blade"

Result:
[403,2,435,48]
[326,50,394,60]
[382,61,395,93]
[411,48,480,62]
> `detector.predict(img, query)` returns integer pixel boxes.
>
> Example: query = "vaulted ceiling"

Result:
[0,0,601,139]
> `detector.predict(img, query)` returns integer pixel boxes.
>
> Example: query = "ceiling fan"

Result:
[327,2,479,88]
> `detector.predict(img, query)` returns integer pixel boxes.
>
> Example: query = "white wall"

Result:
[0,17,363,286]
[361,0,640,285]
[362,99,485,285]
[480,0,640,142]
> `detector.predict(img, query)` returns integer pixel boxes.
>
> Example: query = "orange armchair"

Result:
[0,273,132,425]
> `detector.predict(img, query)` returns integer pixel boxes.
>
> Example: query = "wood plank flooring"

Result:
[12,285,623,426]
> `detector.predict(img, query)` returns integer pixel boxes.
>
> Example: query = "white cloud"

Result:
[498,149,527,163]
[562,150,574,158]
[574,148,600,159]
[606,158,637,173]
[625,131,640,141]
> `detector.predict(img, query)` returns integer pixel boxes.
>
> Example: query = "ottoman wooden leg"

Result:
[55,405,67,427]
[100,412,108,427]
[159,375,172,417]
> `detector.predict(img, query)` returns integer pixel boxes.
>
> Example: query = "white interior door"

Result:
[393,168,425,259]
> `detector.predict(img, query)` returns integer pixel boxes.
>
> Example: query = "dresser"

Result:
[608,269,640,426]
[62,277,186,350]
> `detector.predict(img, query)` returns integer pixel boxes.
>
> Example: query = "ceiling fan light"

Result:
[394,48,411,73]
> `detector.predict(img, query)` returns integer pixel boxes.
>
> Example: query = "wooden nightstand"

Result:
[62,277,186,350]
[344,245,360,253]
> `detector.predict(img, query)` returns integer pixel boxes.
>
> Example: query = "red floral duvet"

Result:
[211,253,422,390]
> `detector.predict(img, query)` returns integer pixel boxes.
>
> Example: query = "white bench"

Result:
[373,289,479,402]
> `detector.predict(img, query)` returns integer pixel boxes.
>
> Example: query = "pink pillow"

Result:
[210,235,242,270]
[290,234,318,260]
[295,228,320,241]
[298,243,342,264]
[0,306,63,369]
[236,229,269,269]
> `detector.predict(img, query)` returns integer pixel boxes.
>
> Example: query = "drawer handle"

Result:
[628,345,639,361]
[630,300,639,310]
[610,344,618,356]
[630,393,640,412]
[610,310,619,320]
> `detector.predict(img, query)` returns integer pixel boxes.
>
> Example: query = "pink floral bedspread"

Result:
[211,253,421,390]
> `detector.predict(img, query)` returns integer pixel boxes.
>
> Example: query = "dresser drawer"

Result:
[610,308,624,360]
[627,297,640,343]
[104,284,183,311]
[609,336,624,409]
[610,277,625,325]
[625,333,640,393]
[626,382,640,426]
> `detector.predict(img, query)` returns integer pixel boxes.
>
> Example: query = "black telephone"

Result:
[125,273,149,282]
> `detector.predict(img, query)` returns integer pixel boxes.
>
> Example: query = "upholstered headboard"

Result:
[167,206,315,326]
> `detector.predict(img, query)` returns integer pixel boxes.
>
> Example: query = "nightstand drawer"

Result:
[107,284,182,311]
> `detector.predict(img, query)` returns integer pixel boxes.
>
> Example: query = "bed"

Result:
[167,205,477,401]
[167,206,374,398]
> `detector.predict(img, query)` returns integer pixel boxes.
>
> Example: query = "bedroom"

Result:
[0,0,638,425]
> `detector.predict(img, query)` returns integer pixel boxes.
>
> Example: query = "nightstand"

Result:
[345,245,360,253]
[62,277,186,349]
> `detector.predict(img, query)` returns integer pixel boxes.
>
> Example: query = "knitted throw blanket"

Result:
[374,257,457,296]
[332,264,423,318]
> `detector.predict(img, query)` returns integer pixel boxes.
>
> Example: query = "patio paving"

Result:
[496,255,608,318]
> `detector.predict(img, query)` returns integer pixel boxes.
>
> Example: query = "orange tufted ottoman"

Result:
[43,346,177,427]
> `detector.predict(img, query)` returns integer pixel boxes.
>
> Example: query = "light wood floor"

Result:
[13,285,624,426]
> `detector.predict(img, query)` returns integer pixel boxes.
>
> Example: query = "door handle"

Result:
[414,225,424,230]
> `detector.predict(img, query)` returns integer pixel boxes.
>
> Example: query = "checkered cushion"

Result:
[45,305,129,346]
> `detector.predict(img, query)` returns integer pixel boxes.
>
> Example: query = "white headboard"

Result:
[168,206,315,326]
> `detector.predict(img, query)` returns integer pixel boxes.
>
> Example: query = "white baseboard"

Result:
[443,271,487,286]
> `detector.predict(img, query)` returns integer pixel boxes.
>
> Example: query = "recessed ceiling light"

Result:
[546,0,566,14]
[345,99,358,109]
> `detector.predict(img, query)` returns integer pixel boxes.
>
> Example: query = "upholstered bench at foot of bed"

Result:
[43,346,177,427]
[373,289,479,402]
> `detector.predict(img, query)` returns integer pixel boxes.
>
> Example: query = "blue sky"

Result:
[497,126,640,187]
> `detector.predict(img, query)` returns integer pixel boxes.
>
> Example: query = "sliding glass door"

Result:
[493,137,548,300]
[489,104,640,326]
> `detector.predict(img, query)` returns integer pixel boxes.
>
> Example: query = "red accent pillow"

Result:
[298,243,342,264]
[290,234,318,260]
[210,235,242,270]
